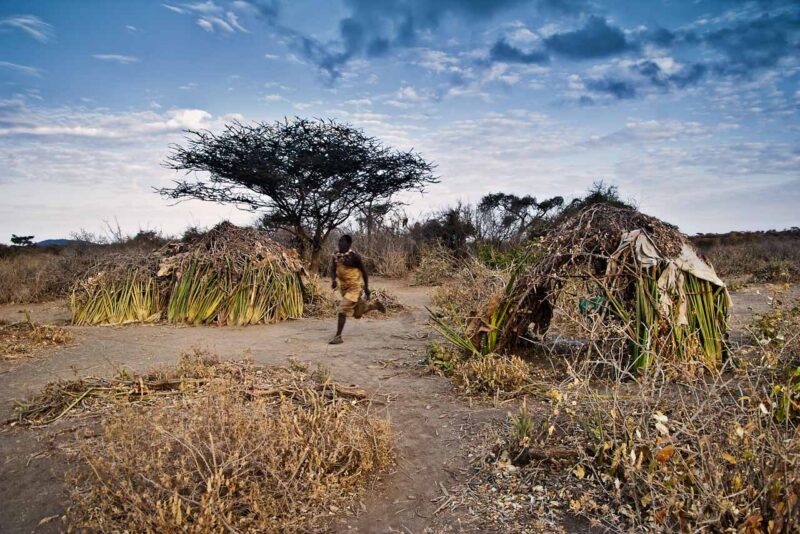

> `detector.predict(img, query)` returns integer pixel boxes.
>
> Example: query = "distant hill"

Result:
[35,239,89,247]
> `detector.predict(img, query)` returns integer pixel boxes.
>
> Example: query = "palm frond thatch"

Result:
[71,222,305,326]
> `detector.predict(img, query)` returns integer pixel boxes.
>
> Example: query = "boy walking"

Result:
[329,235,385,344]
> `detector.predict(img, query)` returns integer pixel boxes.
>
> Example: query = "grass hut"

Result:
[478,205,730,370]
[72,222,305,326]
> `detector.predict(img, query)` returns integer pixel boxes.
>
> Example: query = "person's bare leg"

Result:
[329,313,346,344]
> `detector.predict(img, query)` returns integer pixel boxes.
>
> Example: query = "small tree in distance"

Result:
[11,234,35,246]
[158,118,438,271]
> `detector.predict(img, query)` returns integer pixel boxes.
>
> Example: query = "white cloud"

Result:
[293,100,322,110]
[0,102,226,139]
[197,18,215,32]
[581,119,711,147]
[0,15,53,43]
[165,2,248,34]
[264,53,279,60]
[263,94,287,102]
[183,1,223,14]
[344,98,372,106]
[162,4,187,14]
[92,54,140,64]
[0,61,42,77]
[0,101,252,240]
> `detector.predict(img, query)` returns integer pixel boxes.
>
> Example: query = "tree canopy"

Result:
[10,234,35,246]
[477,192,564,242]
[158,118,437,269]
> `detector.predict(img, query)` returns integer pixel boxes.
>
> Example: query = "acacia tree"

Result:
[477,192,563,242]
[10,234,35,246]
[158,118,437,270]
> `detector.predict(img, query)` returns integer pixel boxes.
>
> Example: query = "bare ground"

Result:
[0,278,509,534]
[0,279,795,533]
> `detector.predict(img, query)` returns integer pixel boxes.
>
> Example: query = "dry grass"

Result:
[693,231,800,284]
[413,245,457,286]
[0,318,72,360]
[452,353,531,396]
[432,258,509,325]
[0,249,97,304]
[10,350,392,532]
[454,300,800,533]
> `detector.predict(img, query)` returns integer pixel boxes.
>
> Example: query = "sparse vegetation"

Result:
[693,229,800,284]
[0,316,72,359]
[9,350,392,533]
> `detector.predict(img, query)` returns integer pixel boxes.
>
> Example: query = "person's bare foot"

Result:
[329,335,343,344]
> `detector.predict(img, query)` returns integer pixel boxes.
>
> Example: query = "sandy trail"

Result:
[0,278,501,534]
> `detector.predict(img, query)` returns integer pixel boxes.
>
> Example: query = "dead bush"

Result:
[0,249,97,304]
[694,232,800,283]
[413,245,456,286]
[10,350,392,532]
[0,318,72,359]
[452,353,531,396]
[432,258,509,326]
[67,389,391,533]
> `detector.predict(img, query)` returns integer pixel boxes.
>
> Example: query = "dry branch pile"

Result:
[10,350,392,533]
[0,317,72,360]
[71,222,305,326]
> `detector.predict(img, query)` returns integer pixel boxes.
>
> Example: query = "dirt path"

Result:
[0,278,503,534]
[2,281,789,533]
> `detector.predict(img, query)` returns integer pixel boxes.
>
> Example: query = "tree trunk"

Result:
[309,246,323,274]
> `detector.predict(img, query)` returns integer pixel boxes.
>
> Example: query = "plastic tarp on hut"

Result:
[608,229,730,327]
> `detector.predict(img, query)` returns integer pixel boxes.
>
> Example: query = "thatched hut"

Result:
[484,205,730,370]
[72,222,305,326]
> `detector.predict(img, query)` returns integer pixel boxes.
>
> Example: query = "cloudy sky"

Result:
[1,0,798,242]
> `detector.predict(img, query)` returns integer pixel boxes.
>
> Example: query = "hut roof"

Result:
[157,222,303,276]
[542,204,686,261]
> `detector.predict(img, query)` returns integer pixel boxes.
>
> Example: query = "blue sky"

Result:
[1,0,798,241]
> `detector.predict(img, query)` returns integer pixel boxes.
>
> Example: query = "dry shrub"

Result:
[456,298,800,533]
[0,319,72,359]
[0,249,97,304]
[413,245,456,286]
[452,353,530,396]
[693,232,800,283]
[11,350,391,532]
[370,237,411,278]
[67,390,391,533]
[432,258,509,326]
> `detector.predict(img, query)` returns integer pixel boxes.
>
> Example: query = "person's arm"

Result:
[330,255,337,289]
[353,252,370,298]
